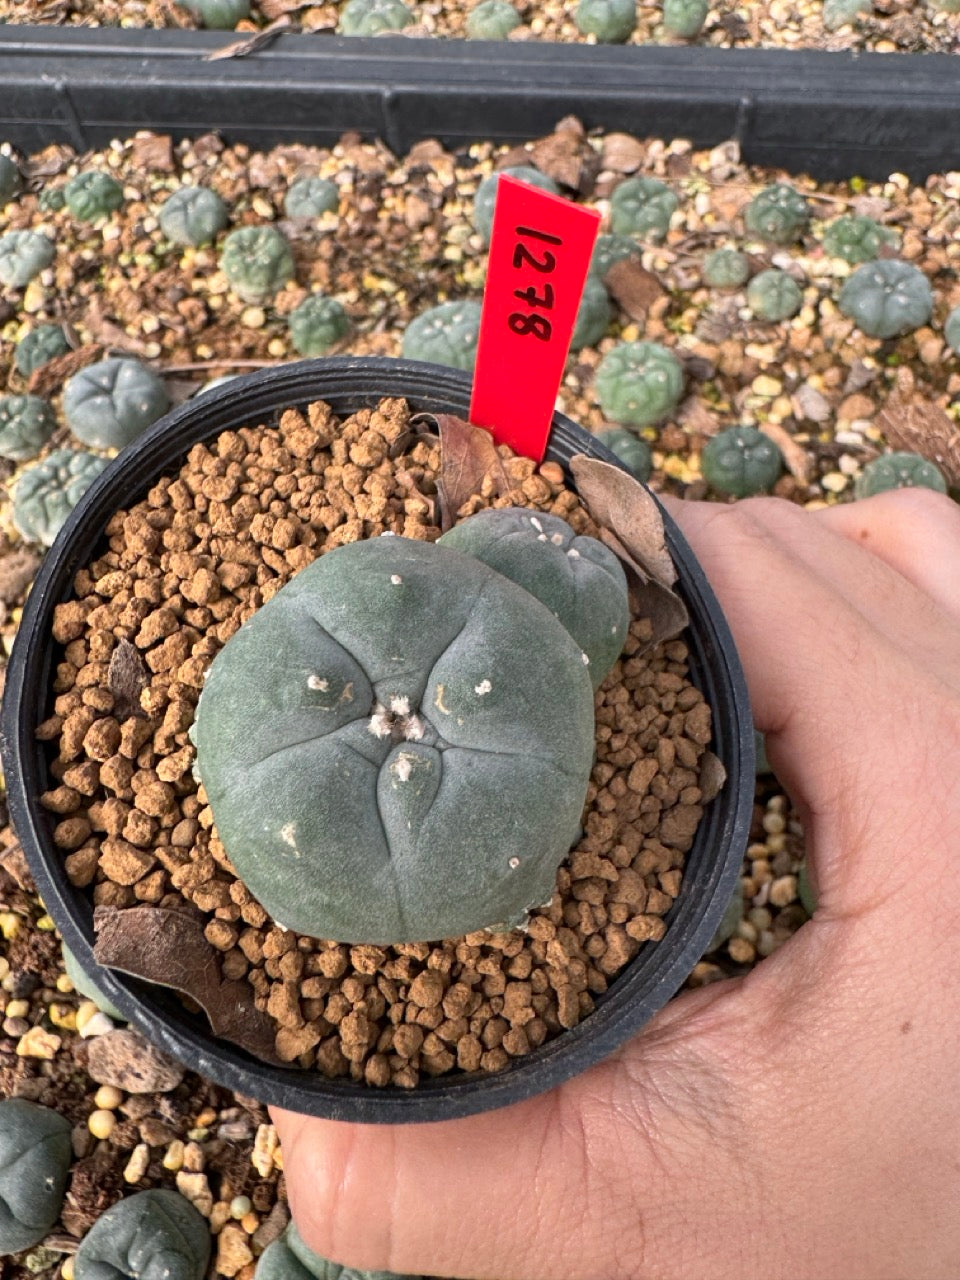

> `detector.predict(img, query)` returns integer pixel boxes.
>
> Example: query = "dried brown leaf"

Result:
[108,639,150,721]
[877,390,960,488]
[22,146,74,182]
[258,0,312,17]
[528,131,585,190]
[83,299,154,357]
[130,134,175,174]
[710,182,753,224]
[604,258,665,322]
[420,413,512,532]
[698,751,728,804]
[791,382,833,425]
[759,422,812,485]
[0,545,40,605]
[27,345,105,398]
[0,840,34,893]
[205,15,295,60]
[601,133,645,174]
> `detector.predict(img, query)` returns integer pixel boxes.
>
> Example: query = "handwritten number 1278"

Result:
[508,225,563,343]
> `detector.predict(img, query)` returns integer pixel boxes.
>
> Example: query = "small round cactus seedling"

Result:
[220,225,295,303]
[944,304,960,355]
[703,247,751,290]
[0,1098,72,1254]
[402,299,482,371]
[64,171,124,222]
[0,394,57,463]
[473,166,560,245]
[822,214,896,264]
[823,0,873,29]
[256,1221,423,1280]
[663,0,709,38]
[595,426,653,483]
[575,0,637,41]
[38,185,66,213]
[62,945,125,1022]
[0,231,55,288]
[75,1189,210,1280]
[14,324,71,378]
[838,259,933,339]
[287,294,351,356]
[609,177,679,242]
[64,357,170,450]
[159,185,230,247]
[746,268,803,322]
[176,0,251,26]
[340,0,415,35]
[590,232,642,281]
[744,182,810,246]
[595,340,685,428]
[13,450,110,547]
[701,425,784,497]
[0,153,21,205]
[284,176,339,221]
[570,275,613,351]
[854,451,948,499]
[466,0,522,38]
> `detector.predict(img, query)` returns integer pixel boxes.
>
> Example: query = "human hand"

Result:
[271,489,960,1280]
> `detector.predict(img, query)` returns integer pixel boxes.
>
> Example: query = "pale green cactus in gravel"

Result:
[838,259,933,339]
[64,171,124,222]
[701,425,784,497]
[705,885,743,953]
[466,0,521,38]
[14,324,71,378]
[0,395,57,463]
[821,214,897,264]
[74,1189,210,1280]
[609,177,678,242]
[220,226,296,303]
[401,300,482,371]
[589,233,642,281]
[595,340,685,427]
[287,294,351,356]
[284,177,339,221]
[944,304,960,355]
[340,0,415,35]
[0,231,55,288]
[256,1221,423,1280]
[570,275,613,350]
[62,945,125,1023]
[746,268,803,322]
[159,186,229,247]
[473,166,560,245]
[595,426,653,484]
[0,154,21,205]
[63,357,170,450]
[703,248,750,290]
[176,0,251,25]
[13,450,110,547]
[744,182,810,246]
[823,0,872,25]
[853,452,948,499]
[663,0,709,37]
[0,1098,72,1255]
[575,0,637,41]
[38,185,66,214]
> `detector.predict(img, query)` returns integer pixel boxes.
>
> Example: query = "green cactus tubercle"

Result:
[821,214,896,264]
[854,452,948,499]
[61,944,125,1023]
[64,171,124,222]
[746,268,803,322]
[823,0,872,28]
[401,300,482,372]
[944,304,960,356]
[466,0,522,38]
[284,176,340,221]
[176,0,251,26]
[701,425,784,497]
[609,177,678,242]
[0,231,55,288]
[575,0,637,41]
[74,1189,210,1280]
[160,186,230,247]
[0,154,22,205]
[744,182,810,246]
[0,1098,73,1255]
[663,0,709,38]
[703,248,750,290]
[14,324,71,378]
[595,340,685,428]
[288,294,351,357]
[63,357,170,451]
[473,166,560,245]
[571,275,613,351]
[590,233,642,281]
[220,226,296,303]
[256,1221,422,1280]
[13,450,110,547]
[340,0,415,35]
[595,427,653,484]
[838,259,933,339]
[0,395,57,463]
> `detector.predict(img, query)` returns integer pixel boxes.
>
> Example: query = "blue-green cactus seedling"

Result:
[822,214,896,264]
[0,154,21,205]
[944,304,960,355]
[663,0,709,37]
[176,0,251,26]
[853,451,948,499]
[0,1098,72,1255]
[798,862,817,915]
[63,358,170,451]
[0,395,57,463]
[571,275,613,350]
[401,300,482,371]
[13,450,110,547]
[473,166,560,245]
[744,183,810,246]
[62,945,125,1023]
[75,1189,210,1280]
[193,534,597,942]
[439,506,630,690]
[754,728,773,777]
[256,1222,423,1280]
[838,259,933,339]
[575,0,637,41]
[196,375,239,397]
[159,186,230,247]
[609,177,678,242]
[38,185,66,214]
[701,425,784,497]
[284,177,339,221]
[703,248,750,290]
[220,226,295,303]
[595,340,685,428]
[288,295,351,357]
[64,171,124,222]
[595,426,653,484]
[705,886,743,953]
[14,324,71,378]
[823,0,872,26]
[0,232,55,288]
[340,0,415,35]
[466,0,521,38]
[746,269,803,322]
[589,233,642,281]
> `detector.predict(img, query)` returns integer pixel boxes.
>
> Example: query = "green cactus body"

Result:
[14,325,71,378]
[571,275,613,351]
[74,1189,210,1280]
[288,295,351,356]
[256,1222,422,1280]
[823,0,872,26]
[703,248,750,290]
[609,177,678,242]
[595,340,685,427]
[177,0,251,26]
[61,945,125,1022]
[64,171,124,222]
[0,154,22,205]
[13,450,110,547]
[0,1098,72,1255]
[746,269,803,322]
[0,232,55,288]
[797,862,817,915]
[193,535,597,943]
[160,186,230,247]
[822,214,896,264]
[473,167,560,245]
[590,233,642,281]
[220,226,295,303]
[0,395,57,463]
[932,0,960,9]
[340,0,415,35]
[705,886,743,953]
[744,182,810,246]
[854,451,948,499]
[284,177,339,221]
[38,185,65,214]
[944,304,960,356]
[438,507,629,690]
[663,0,709,37]
[754,728,773,776]
[575,0,637,41]
[256,1240,315,1280]
[838,259,933,339]
[595,426,653,484]
[63,358,170,451]
[466,0,521,38]
[701,425,784,497]
[401,300,482,371]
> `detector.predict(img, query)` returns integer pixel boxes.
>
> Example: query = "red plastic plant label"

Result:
[470,174,601,462]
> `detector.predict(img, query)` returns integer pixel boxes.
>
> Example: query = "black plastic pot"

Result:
[1,356,754,1123]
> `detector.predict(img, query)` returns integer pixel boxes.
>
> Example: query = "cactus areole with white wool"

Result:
[193,515,630,943]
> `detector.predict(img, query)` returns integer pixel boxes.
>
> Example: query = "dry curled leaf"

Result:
[107,639,150,721]
[83,299,154,357]
[759,422,812,485]
[205,15,295,60]
[601,133,645,174]
[604,258,665,322]
[877,390,960,489]
[0,839,34,892]
[415,413,512,532]
[27,345,104,398]
[129,133,174,174]
[0,545,40,605]
[698,751,727,804]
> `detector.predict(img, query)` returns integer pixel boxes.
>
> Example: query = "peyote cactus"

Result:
[339,0,415,35]
[159,186,230,247]
[595,426,653,483]
[257,1222,422,1280]
[609,177,678,242]
[0,1098,72,1255]
[822,214,896,264]
[798,862,817,915]
[823,0,872,28]
[284,176,339,221]
[701,425,784,497]
[838,259,933,339]
[570,274,613,350]
[575,0,637,41]
[176,0,251,26]
[466,0,521,38]
[590,232,643,281]
[64,171,124,222]
[287,294,351,356]
[663,0,709,37]
[62,944,125,1022]
[944,304,960,355]
[744,182,810,246]
[63,357,170,450]
[0,231,55,288]
[0,154,21,205]
[705,886,743,953]
[595,340,685,427]
[0,394,57,463]
[74,1189,210,1280]
[473,166,560,245]
[746,268,803,322]
[14,324,70,378]
[854,451,948,499]
[703,247,750,290]
[220,226,295,303]
[13,450,110,547]
[401,299,482,371]
[38,185,66,214]
[193,533,602,942]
